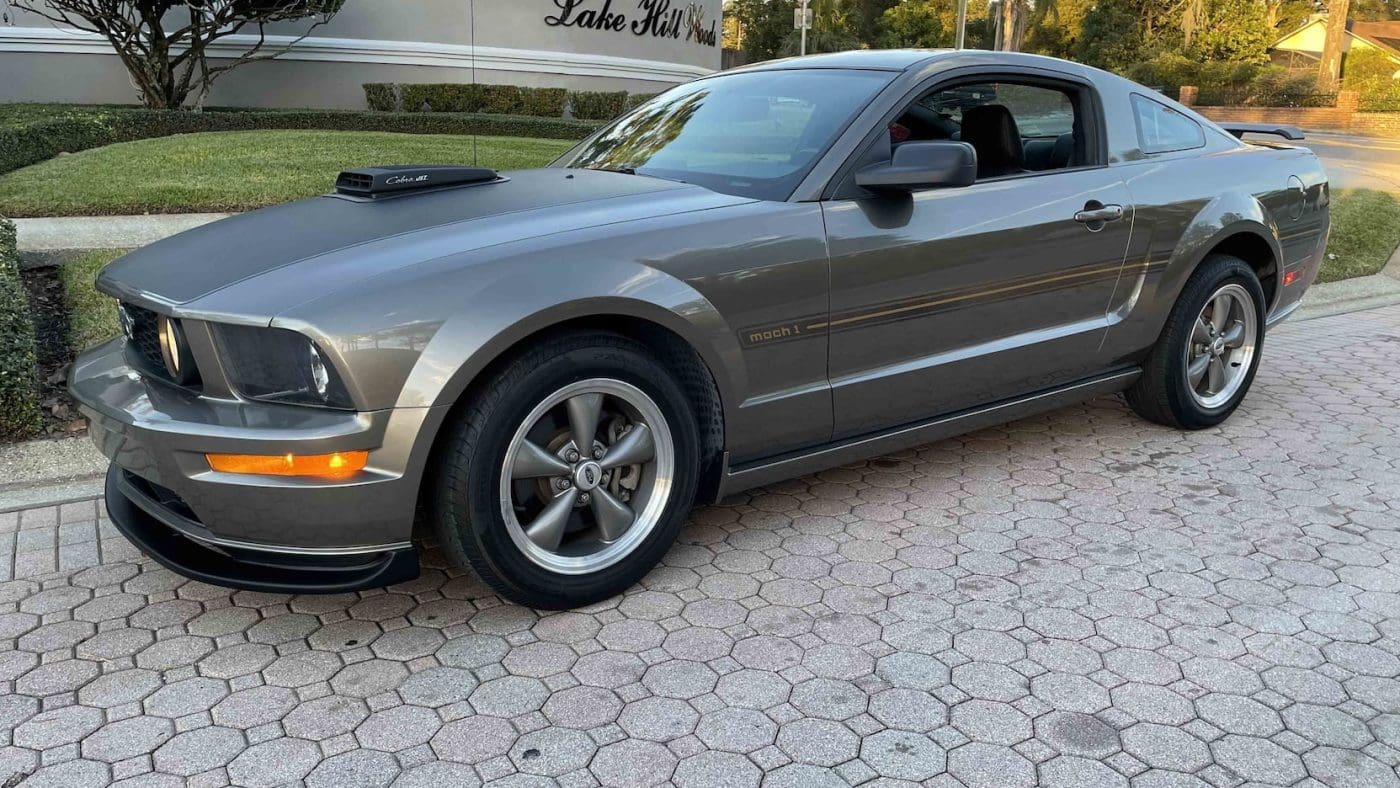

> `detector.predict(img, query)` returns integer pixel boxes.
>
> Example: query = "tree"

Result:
[1352,0,1399,19]
[1192,0,1272,62]
[846,0,901,41]
[723,1,744,49]
[729,0,795,60]
[1023,0,1092,58]
[14,0,344,109]
[1317,0,1351,90]
[779,0,860,55]
[997,0,1015,49]
[1075,0,1147,68]
[877,0,949,47]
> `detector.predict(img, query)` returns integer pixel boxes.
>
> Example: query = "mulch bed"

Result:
[19,265,86,438]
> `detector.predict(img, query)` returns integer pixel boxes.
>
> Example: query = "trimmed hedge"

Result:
[364,83,662,121]
[0,107,601,176]
[522,88,569,118]
[363,83,398,112]
[390,83,570,118]
[570,90,630,121]
[0,217,41,441]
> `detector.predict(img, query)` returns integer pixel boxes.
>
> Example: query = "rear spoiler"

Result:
[1218,123,1305,141]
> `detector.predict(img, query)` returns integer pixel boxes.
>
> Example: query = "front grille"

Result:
[120,303,199,386]
[122,303,167,375]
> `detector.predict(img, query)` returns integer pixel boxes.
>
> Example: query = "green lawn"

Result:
[60,249,125,351]
[1320,189,1400,284]
[0,130,573,217]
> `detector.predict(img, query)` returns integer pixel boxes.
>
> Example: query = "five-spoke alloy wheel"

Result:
[432,332,700,609]
[501,378,675,575]
[1127,254,1266,429]
[1184,283,1258,410]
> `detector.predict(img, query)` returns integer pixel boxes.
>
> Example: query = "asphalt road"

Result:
[1289,132,1400,192]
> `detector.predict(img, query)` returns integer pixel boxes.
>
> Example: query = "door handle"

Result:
[1074,204,1124,224]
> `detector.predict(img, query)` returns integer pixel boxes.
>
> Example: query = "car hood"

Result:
[98,168,748,311]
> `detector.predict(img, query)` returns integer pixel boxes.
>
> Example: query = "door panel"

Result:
[824,169,1133,439]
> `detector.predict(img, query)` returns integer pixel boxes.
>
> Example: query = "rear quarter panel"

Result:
[1097,93,1328,367]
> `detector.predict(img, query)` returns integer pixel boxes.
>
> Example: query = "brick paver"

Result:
[2,304,1400,787]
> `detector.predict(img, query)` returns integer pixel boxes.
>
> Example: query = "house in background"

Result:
[1270,15,1400,76]
[0,0,722,109]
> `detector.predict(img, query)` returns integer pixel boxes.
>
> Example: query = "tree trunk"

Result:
[1001,0,1016,52]
[1317,0,1349,92]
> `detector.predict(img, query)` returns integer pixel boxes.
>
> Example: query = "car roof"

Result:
[735,49,950,72]
[731,49,1104,80]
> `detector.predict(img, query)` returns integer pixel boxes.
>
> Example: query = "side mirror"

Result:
[855,141,978,192]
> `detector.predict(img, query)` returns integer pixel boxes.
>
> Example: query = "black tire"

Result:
[430,332,700,609]
[1125,254,1267,429]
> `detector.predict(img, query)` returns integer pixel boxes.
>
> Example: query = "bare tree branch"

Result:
[12,0,343,109]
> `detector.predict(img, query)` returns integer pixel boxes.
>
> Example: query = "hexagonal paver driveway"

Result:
[3,304,1400,787]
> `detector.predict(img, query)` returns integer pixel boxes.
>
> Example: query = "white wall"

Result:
[0,0,722,108]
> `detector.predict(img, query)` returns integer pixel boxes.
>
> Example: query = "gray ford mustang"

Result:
[71,50,1329,608]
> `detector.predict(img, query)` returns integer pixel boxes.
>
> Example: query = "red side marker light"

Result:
[1283,270,1299,287]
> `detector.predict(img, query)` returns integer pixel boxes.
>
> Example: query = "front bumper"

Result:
[106,465,419,592]
[71,338,447,591]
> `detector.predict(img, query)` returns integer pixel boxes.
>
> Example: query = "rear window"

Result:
[1131,94,1205,154]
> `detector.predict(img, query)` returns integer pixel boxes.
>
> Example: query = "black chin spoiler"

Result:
[334,165,501,199]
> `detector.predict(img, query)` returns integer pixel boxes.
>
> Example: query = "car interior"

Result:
[890,81,1085,180]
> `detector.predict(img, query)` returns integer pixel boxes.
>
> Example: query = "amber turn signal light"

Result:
[206,451,368,479]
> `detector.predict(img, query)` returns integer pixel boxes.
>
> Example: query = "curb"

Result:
[0,478,104,514]
[1293,245,1400,322]
[0,436,107,513]
[15,213,231,268]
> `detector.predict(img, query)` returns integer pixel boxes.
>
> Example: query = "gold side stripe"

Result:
[810,262,1129,331]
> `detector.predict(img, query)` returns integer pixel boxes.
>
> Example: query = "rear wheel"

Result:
[1126,254,1266,429]
[431,333,699,609]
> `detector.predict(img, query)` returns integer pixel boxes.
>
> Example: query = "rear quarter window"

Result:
[1131,94,1205,154]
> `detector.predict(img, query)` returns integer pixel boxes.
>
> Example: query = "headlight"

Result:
[156,315,198,385]
[212,324,354,409]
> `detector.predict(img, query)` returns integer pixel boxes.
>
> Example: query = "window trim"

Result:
[1130,92,1207,155]
[823,67,1111,201]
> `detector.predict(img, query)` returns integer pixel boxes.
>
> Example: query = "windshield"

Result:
[560,69,895,201]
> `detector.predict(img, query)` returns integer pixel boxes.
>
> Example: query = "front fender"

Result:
[406,259,746,414]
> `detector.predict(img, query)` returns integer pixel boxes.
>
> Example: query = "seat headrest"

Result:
[1050,132,1074,168]
[961,104,1024,177]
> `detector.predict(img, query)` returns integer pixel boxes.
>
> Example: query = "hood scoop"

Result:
[333,165,503,201]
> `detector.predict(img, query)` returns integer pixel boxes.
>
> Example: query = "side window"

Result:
[892,80,1085,181]
[1131,94,1205,154]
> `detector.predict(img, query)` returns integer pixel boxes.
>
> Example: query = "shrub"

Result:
[0,217,41,441]
[1122,54,1336,107]
[363,83,399,112]
[569,90,629,120]
[399,83,466,112]
[1,107,601,175]
[480,85,524,115]
[392,84,559,116]
[1344,48,1400,112]
[521,87,569,118]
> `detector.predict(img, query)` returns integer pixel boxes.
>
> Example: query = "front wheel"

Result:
[431,333,699,609]
[1126,254,1266,429]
